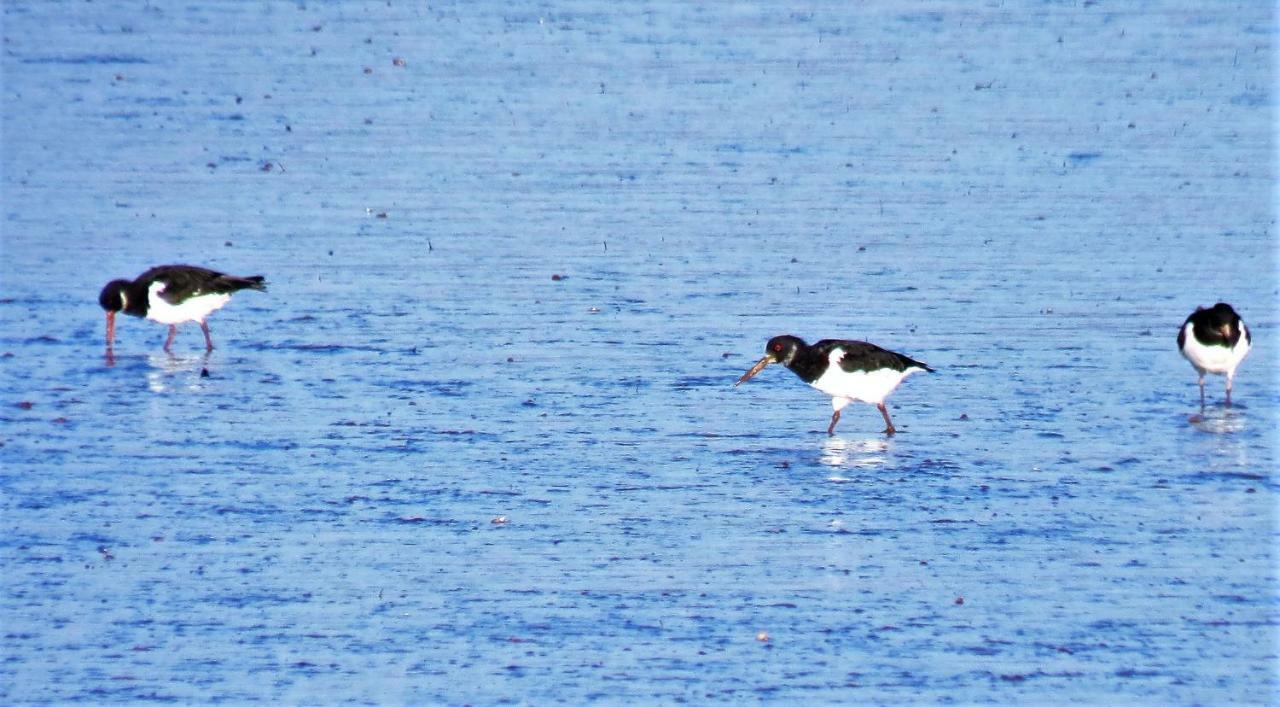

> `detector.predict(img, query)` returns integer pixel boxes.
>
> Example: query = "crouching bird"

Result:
[736,335,933,436]
[1177,302,1251,409]
[99,264,267,352]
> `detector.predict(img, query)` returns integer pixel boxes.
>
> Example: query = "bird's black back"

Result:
[784,339,933,383]
[136,265,267,304]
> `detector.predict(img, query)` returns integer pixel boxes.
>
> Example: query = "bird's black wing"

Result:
[815,339,934,373]
[138,265,266,303]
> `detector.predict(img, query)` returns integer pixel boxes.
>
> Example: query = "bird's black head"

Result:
[764,335,806,366]
[99,279,133,351]
[98,280,130,312]
[1206,302,1241,325]
[736,335,807,386]
[1187,302,1245,349]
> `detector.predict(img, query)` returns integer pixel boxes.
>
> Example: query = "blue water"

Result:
[2,1,1276,703]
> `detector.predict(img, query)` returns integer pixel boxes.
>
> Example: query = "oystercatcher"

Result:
[1177,302,1251,408]
[99,265,267,352]
[736,335,933,436]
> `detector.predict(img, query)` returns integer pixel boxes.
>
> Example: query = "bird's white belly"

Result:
[810,365,917,405]
[1180,322,1250,375]
[146,283,230,325]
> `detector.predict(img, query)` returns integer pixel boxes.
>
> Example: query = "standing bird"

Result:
[735,335,933,436]
[1177,302,1251,408]
[99,265,267,352]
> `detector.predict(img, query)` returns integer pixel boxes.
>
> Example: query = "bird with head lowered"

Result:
[99,264,267,353]
[1176,302,1251,409]
[736,334,933,436]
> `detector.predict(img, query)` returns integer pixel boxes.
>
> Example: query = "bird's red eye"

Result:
[772,343,783,352]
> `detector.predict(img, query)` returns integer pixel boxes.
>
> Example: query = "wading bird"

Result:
[1177,302,1251,408]
[736,335,933,435]
[99,264,267,352]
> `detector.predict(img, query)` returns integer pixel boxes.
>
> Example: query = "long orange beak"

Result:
[735,355,773,386]
[105,311,116,349]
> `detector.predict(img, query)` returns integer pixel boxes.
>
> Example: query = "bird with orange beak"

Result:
[1177,302,1251,409]
[736,335,933,436]
[99,264,266,353]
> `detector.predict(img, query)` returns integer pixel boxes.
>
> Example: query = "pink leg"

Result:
[163,325,178,352]
[1225,374,1233,407]
[201,321,215,351]
[826,409,841,436]
[1198,375,1206,410]
[878,403,896,436]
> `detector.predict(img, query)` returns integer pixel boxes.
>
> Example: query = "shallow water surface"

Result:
[2,1,1277,703]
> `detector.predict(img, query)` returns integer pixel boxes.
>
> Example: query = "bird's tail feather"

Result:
[226,275,267,292]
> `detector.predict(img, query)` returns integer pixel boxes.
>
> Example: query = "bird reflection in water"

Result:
[819,437,891,476]
[1188,405,1246,435]
[146,351,213,393]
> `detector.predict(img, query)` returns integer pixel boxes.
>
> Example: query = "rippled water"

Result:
[2,1,1276,703]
